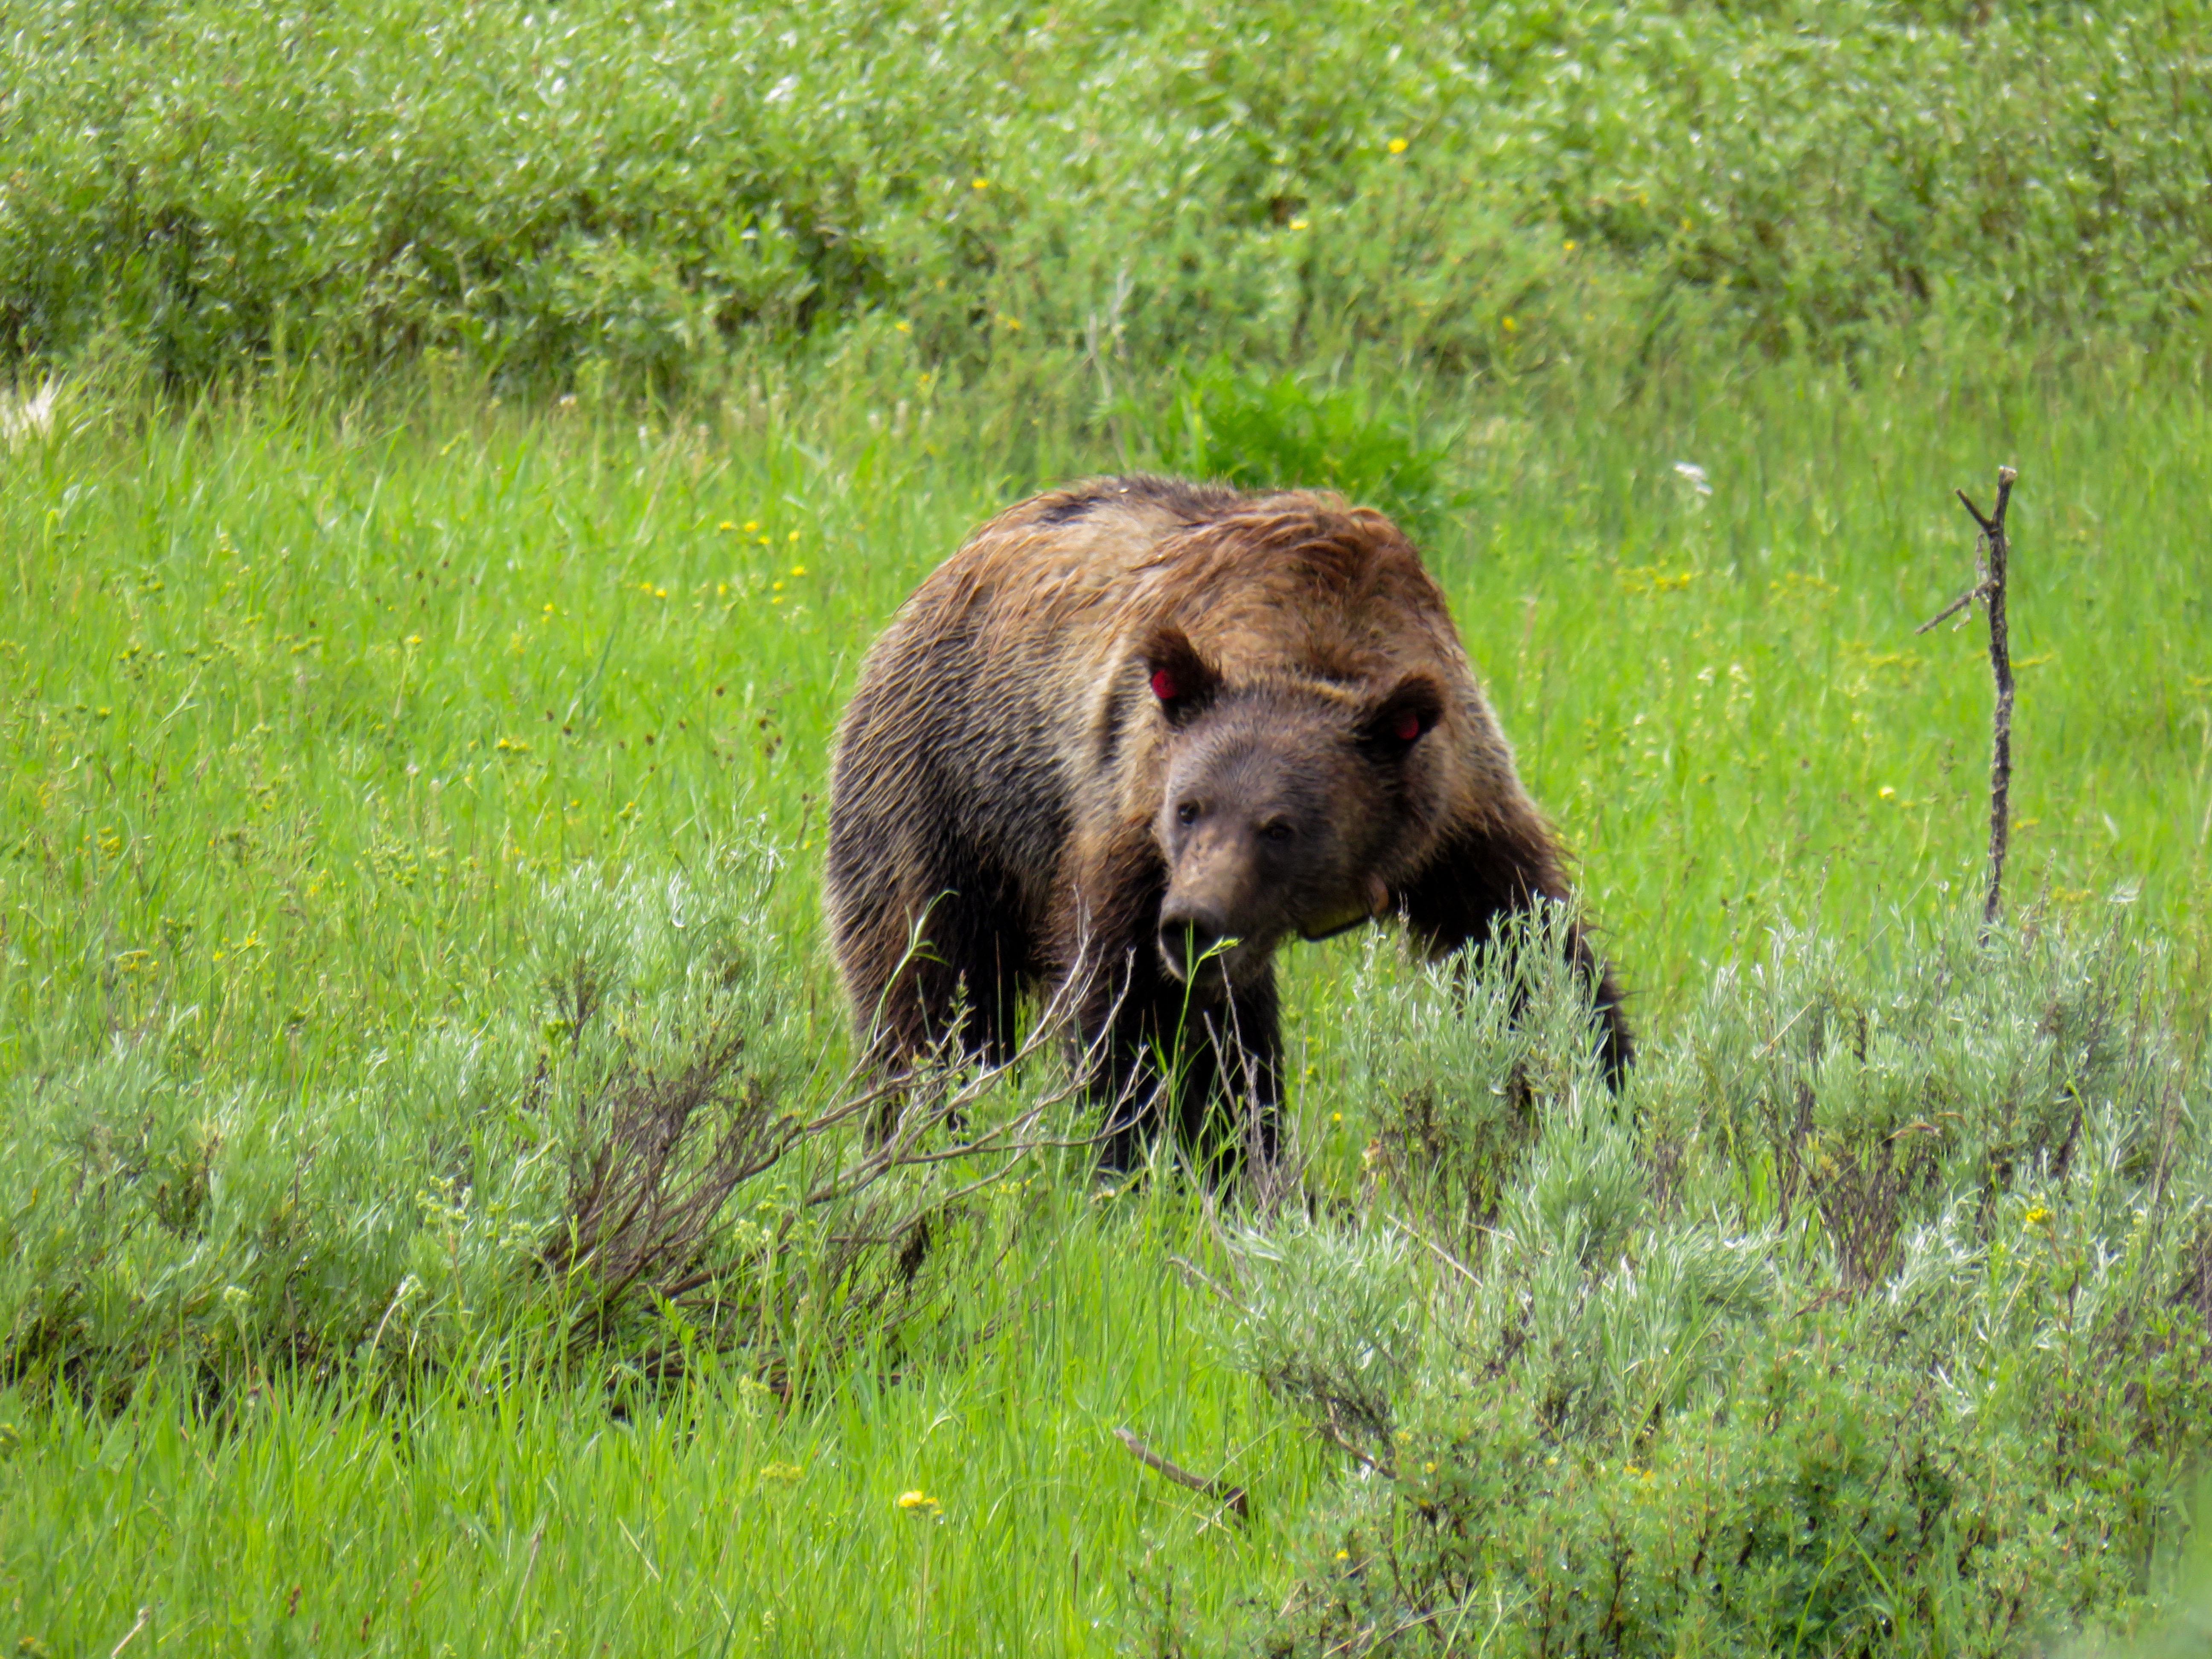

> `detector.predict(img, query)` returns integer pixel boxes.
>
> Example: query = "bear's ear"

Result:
[1141,626,1220,726]
[1359,673,1445,758]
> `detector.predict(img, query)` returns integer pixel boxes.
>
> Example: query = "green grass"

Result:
[3,343,2209,1655]
[4,1188,1326,1654]
[3,347,2206,1076]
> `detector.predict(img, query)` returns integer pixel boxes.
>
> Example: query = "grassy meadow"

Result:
[5,0,2212,1652]
[1,346,2208,1655]
[3,350,2206,1073]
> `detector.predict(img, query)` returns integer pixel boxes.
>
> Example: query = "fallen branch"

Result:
[1115,1426,1250,1520]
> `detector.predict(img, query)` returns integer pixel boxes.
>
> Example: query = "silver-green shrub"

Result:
[1224,902,2210,1655]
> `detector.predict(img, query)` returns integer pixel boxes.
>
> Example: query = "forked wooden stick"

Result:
[1917,465,2017,927]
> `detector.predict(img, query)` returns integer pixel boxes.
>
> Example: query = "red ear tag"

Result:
[1150,669,1181,701]
[1394,709,1424,742]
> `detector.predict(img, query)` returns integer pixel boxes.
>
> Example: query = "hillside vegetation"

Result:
[3,0,2210,390]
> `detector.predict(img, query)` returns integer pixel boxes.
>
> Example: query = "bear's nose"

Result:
[1157,902,1228,978]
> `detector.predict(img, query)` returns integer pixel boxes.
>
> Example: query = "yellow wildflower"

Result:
[896,1490,941,1513]
[1386,137,1409,154]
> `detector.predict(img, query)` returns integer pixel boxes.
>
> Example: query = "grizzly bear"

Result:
[826,475,1628,1173]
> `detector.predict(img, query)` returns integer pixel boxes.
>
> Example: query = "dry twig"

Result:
[1114,1426,1251,1520]
[549,964,1117,1346]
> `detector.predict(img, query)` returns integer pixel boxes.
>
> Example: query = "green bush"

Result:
[0,837,1036,1404]
[1232,906,2212,1655]
[1143,361,1455,536]
[4,0,2210,391]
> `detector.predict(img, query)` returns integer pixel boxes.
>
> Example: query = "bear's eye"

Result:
[1259,821,1294,844]
[1176,801,1201,826]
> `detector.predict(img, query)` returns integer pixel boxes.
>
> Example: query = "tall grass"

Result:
[2,345,2205,1086]
[4,1192,1329,1653]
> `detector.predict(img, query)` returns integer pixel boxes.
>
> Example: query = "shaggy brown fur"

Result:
[826,475,1628,1173]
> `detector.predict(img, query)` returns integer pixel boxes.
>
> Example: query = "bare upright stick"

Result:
[1917,465,2017,927]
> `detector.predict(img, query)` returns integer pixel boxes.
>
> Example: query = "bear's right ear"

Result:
[1358,672,1445,759]
[1141,626,1219,726]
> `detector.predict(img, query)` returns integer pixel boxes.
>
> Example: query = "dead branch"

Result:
[1318,1406,1398,1480]
[794,969,1115,1211]
[549,943,1141,1356]
[1916,465,2017,928]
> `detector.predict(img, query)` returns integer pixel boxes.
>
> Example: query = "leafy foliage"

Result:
[1146,362,1453,534]
[4,0,2211,389]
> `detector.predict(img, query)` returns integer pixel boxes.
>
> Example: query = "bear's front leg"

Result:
[1178,971,1282,1184]
[1082,955,1281,1185]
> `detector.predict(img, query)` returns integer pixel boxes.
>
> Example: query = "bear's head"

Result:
[1142,626,1444,996]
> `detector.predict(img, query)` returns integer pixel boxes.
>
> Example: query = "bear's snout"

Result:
[1157,898,1233,988]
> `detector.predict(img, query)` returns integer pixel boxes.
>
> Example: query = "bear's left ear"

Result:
[1359,673,1444,757]
[1141,626,1220,726]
